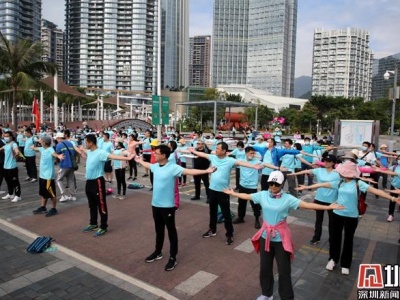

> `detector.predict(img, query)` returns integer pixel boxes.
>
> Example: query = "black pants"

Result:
[115,168,126,195]
[301,163,313,186]
[237,186,261,219]
[178,162,187,184]
[0,164,4,188]
[152,206,178,258]
[194,173,209,198]
[312,200,333,241]
[329,213,358,268]
[85,177,108,230]
[25,156,37,179]
[379,173,388,189]
[235,168,240,188]
[259,238,294,300]
[4,168,21,196]
[389,185,397,215]
[208,189,233,237]
[150,170,153,186]
[295,167,303,186]
[261,174,270,191]
[128,158,137,178]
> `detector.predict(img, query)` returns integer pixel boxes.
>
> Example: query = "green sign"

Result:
[151,95,169,125]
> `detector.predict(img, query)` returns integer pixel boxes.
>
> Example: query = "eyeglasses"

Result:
[268,182,281,187]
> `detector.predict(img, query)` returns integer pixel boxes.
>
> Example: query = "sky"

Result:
[43,0,400,78]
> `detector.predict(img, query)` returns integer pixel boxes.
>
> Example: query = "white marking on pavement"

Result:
[0,218,179,300]
[234,238,254,253]
[175,271,218,296]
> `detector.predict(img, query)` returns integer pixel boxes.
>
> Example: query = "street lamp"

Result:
[384,64,398,139]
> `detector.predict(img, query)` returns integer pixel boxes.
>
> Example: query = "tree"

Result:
[0,33,57,131]
[243,100,274,129]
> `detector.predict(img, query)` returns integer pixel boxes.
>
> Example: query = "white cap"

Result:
[55,132,64,139]
[268,171,285,185]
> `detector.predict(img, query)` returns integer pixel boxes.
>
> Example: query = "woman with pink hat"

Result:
[297,160,400,275]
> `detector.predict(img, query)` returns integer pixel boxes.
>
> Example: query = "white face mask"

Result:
[361,146,368,151]
[4,137,10,143]
[304,141,310,145]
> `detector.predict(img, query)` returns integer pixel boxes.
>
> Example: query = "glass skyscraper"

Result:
[65,0,188,93]
[371,52,400,100]
[212,0,297,97]
[0,0,42,42]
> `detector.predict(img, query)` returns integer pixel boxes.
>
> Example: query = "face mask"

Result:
[304,142,310,145]
[4,137,10,142]
[361,146,367,151]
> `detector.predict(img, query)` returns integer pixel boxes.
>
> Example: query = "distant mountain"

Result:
[294,76,312,98]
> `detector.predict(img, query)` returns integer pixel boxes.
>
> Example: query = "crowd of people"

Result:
[1,123,400,300]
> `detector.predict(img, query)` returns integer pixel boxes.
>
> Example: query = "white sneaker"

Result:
[69,196,76,201]
[11,196,21,203]
[30,178,38,183]
[189,179,194,183]
[256,295,273,300]
[341,268,350,275]
[60,195,69,202]
[0,190,6,195]
[326,259,336,271]
[2,194,13,200]
[387,215,394,222]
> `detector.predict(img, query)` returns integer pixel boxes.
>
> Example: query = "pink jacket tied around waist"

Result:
[251,219,294,261]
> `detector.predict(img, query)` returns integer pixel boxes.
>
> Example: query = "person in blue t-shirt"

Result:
[224,171,344,300]
[79,134,135,237]
[135,144,216,271]
[290,154,340,245]
[23,128,38,182]
[0,131,22,203]
[232,146,263,229]
[30,135,59,217]
[298,161,400,275]
[189,141,263,246]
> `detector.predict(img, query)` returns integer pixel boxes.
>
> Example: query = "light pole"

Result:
[384,64,398,139]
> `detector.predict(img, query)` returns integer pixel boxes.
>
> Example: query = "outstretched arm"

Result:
[288,169,313,176]
[108,152,135,161]
[183,166,216,176]
[296,182,331,191]
[223,188,253,200]
[367,185,400,203]
[135,156,151,169]
[235,160,263,170]
[299,201,344,210]
[188,147,210,160]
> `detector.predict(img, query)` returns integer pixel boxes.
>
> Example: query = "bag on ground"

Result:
[128,182,145,189]
[27,236,53,253]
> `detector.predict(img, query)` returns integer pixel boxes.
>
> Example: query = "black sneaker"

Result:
[145,252,163,263]
[165,257,177,271]
[309,238,320,245]
[127,177,133,180]
[232,218,244,224]
[226,237,234,245]
[45,208,58,217]
[33,207,47,214]
[190,196,200,200]
[202,230,216,238]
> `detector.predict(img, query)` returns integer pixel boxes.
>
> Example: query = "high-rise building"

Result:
[0,0,42,42]
[41,20,64,79]
[65,0,188,93]
[311,28,373,100]
[189,35,211,87]
[371,52,400,100]
[161,0,189,90]
[212,0,297,97]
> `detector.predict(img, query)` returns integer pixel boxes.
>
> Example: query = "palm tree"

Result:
[0,33,57,131]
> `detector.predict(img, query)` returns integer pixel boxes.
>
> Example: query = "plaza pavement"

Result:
[0,157,399,300]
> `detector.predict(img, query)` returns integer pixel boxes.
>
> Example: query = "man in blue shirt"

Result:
[55,132,76,202]
[189,142,263,246]
[135,144,216,271]
[79,134,135,237]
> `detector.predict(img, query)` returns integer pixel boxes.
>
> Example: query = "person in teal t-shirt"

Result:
[135,144,216,272]
[189,141,263,246]
[297,161,400,276]
[79,134,135,237]
[30,135,59,217]
[23,128,38,182]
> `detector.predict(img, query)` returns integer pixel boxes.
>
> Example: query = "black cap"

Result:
[322,154,337,163]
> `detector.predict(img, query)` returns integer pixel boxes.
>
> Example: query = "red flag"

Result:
[32,97,40,130]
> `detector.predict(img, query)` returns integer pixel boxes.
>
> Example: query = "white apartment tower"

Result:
[311,28,373,100]
[65,0,188,93]
[212,0,298,97]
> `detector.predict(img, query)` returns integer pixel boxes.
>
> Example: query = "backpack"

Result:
[128,182,145,189]
[217,205,235,223]
[27,236,53,253]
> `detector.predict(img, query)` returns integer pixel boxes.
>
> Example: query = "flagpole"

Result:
[40,89,43,123]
